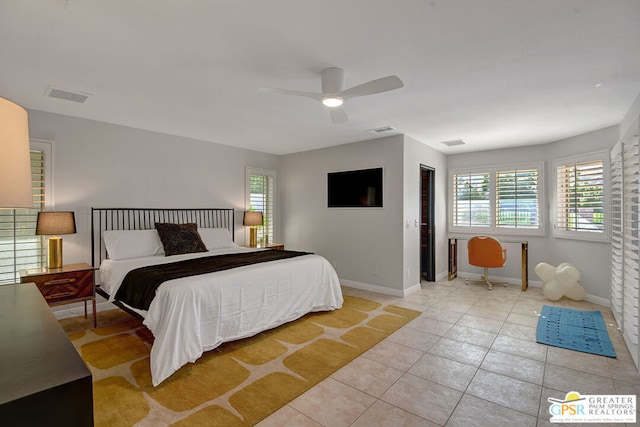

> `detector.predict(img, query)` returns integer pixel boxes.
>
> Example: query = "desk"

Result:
[448,237,529,291]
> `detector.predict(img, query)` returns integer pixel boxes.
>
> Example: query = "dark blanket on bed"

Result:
[115,250,312,310]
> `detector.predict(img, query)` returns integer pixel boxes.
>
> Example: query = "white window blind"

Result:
[450,163,543,235]
[610,141,624,330]
[247,168,276,245]
[610,124,640,369]
[622,133,639,352]
[495,168,540,229]
[452,172,490,227]
[0,149,46,284]
[555,157,605,236]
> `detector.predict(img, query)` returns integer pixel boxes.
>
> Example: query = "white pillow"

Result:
[103,229,165,260]
[198,227,237,250]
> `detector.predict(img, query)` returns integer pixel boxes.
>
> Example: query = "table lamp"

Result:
[243,211,263,247]
[0,97,33,209]
[36,211,77,269]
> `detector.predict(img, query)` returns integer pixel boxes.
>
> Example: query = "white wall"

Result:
[280,135,405,294]
[620,92,640,138]
[27,110,444,300]
[26,106,629,306]
[27,109,280,266]
[403,135,449,288]
[447,126,619,302]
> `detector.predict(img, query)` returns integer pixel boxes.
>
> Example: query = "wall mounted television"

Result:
[327,167,383,208]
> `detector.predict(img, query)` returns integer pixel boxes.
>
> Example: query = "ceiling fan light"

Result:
[322,97,343,108]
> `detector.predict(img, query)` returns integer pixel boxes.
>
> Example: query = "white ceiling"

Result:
[1,0,639,155]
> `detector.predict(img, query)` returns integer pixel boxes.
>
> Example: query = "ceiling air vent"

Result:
[45,86,92,104]
[366,125,396,133]
[441,139,466,147]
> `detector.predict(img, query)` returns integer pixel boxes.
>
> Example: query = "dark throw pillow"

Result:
[155,222,207,256]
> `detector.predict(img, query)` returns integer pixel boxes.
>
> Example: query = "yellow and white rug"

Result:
[65,295,419,426]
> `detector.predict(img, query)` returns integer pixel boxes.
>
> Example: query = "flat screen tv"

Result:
[328,167,383,208]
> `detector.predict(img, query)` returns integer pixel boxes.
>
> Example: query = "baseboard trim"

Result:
[456,271,610,307]
[340,279,420,297]
[584,294,610,307]
[433,271,449,282]
[454,271,540,287]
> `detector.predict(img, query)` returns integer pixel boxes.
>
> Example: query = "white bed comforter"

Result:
[100,247,343,386]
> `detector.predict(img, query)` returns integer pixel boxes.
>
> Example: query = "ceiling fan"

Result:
[259,67,404,123]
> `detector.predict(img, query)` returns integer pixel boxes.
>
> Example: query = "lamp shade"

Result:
[0,97,33,208]
[243,211,263,227]
[36,211,77,235]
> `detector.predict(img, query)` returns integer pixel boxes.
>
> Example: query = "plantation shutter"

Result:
[248,170,275,245]
[610,141,624,331]
[610,122,640,369]
[495,168,539,229]
[555,159,605,233]
[452,172,490,227]
[622,130,639,363]
[0,149,46,284]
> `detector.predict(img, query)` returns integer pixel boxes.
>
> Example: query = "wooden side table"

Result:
[264,243,284,250]
[249,243,285,250]
[20,263,97,327]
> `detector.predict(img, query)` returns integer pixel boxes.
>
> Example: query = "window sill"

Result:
[552,230,610,243]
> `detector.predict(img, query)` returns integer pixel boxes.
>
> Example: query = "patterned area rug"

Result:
[65,296,420,426]
[536,305,616,358]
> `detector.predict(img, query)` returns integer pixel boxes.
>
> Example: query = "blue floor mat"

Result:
[536,305,616,357]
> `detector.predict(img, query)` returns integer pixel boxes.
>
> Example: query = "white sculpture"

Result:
[535,262,586,301]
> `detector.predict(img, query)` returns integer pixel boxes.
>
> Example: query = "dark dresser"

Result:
[0,282,93,426]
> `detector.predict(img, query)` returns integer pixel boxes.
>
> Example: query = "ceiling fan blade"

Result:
[339,75,404,99]
[258,86,323,101]
[329,106,348,124]
[321,67,344,94]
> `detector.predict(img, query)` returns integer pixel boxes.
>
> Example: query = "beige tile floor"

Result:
[258,278,640,427]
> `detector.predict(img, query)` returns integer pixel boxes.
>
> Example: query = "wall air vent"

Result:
[45,86,92,104]
[366,125,396,133]
[441,139,466,147]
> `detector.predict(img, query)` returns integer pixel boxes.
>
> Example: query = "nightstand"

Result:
[20,263,97,327]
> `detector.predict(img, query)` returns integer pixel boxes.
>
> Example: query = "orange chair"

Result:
[466,236,507,290]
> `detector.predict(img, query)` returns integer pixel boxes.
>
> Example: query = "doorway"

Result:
[420,165,435,281]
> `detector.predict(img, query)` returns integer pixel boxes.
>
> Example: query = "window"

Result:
[452,172,490,227]
[495,168,540,229]
[0,141,50,284]
[450,163,543,236]
[246,167,276,245]
[553,151,608,241]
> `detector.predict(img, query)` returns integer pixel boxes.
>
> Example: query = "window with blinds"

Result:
[0,149,46,284]
[452,172,490,227]
[496,168,540,229]
[246,168,276,245]
[610,125,640,369]
[450,163,543,235]
[554,152,608,240]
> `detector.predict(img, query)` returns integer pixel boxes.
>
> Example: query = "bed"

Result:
[91,208,343,386]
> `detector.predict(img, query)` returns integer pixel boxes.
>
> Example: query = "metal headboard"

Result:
[91,207,235,268]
